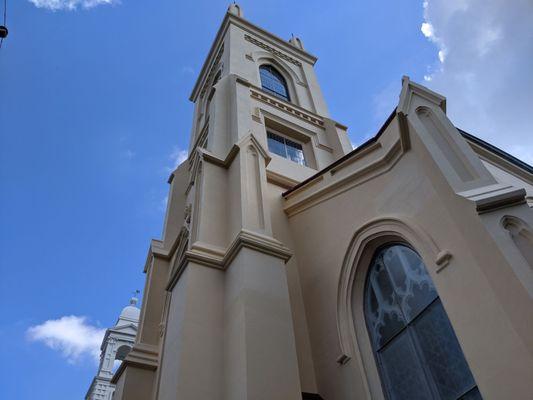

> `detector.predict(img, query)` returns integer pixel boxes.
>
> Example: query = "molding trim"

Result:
[245,34,302,66]
[337,215,452,362]
[398,75,446,115]
[284,138,403,217]
[195,132,271,169]
[465,135,533,185]
[282,109,397,198]
[337,216,449,398]
[250,87,325,128]
[458,183,526,214]
[111,343,159,383]
[199,45,224,99]
[166,229,292,291]
[266,170,300,189]
[198,145,240,168]
[330,141,382,175]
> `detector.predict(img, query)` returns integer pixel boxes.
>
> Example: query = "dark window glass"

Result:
[267,132,286,158]
[259,65,290,101]
[267,132,306,166]
[364,244,481,400]
[380,330,434,400]
[285,138,305,165]
[412,301,477,400]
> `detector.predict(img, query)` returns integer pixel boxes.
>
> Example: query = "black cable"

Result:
[0,0,6,49]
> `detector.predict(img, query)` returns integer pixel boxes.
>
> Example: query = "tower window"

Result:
[259,65,290,102]
[267,131,306,166]
[364,244,482,400]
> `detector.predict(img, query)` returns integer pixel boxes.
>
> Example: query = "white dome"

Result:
[120,305,140,321]
[115,297,140,326]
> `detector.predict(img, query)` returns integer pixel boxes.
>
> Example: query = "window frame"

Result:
[259,64,291,102]
[363,243,481,400]
[266,130,307,166]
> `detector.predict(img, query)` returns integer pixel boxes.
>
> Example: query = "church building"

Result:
[111,4,533,399]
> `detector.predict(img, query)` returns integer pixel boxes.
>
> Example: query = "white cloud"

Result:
[169,147,188,171]
[181,66,195,75]
[420,0,533,165]
[420,22,434,38]
[159,195,168,212]
[28,0,119,11]
[122,149,135,159]
[372,81,401,122]
[27,316,105,363]
[160,148,188,212]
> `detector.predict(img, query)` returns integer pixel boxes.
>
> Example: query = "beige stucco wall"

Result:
[283,111,533,399]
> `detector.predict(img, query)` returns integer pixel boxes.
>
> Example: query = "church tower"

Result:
[111,4,351,400]
[111,3,533,400]
[85,296,140,400]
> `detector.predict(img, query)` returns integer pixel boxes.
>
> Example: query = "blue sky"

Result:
[0,0,531,398]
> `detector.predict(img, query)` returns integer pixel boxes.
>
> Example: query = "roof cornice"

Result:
[189,12,318,102]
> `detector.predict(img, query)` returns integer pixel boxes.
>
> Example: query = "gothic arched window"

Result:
[364,244,482,400]
[259,65,290,101]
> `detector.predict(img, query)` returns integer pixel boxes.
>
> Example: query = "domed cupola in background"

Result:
[85,294,141,400]
[116,296,141,327]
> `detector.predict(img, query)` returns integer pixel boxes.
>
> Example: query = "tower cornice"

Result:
[189,11,318,102]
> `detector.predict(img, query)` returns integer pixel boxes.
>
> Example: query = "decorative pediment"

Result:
[398,75,446,116]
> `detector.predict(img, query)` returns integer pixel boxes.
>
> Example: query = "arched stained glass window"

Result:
[364,244,482,400]
[259,65,290,101]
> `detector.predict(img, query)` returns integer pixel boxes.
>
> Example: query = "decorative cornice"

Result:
[458,183,526,214]
[198,146,240,168]
[330,141,382,175]
[166,229,292,291]
[266,170,300,189]
[250,87,324,128]
[284,138,403,217]
[111,343,159,383]
[195,132,272,170]
[245,34,302,66]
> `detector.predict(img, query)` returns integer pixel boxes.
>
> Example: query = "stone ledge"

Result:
[111,343,159,384]
[458,183,526,214]
[166,229,292,291]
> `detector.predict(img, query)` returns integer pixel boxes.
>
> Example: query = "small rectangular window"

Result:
[267,131,306,166]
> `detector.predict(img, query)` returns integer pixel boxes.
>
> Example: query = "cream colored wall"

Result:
[283,111,533,399]
[113,366,155,400]
[267,182,318,393]
[156,264,225,400]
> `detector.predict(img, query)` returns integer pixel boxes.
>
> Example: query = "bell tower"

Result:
[86,296,140,400]
[112,4,351,399]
